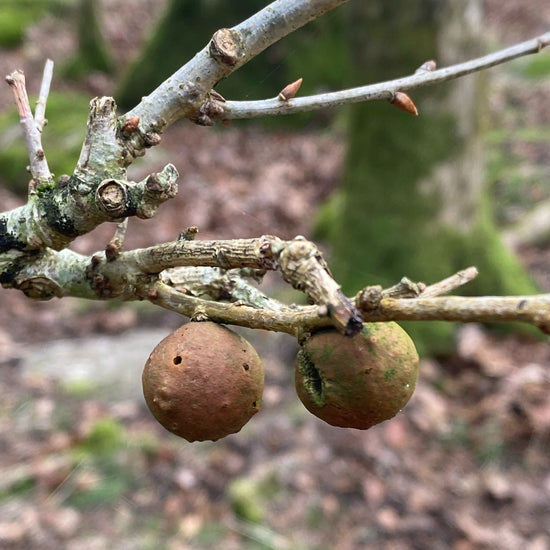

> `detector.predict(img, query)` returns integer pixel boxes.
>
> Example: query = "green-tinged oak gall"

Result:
[295,322,419,429]
[142,321,264,442]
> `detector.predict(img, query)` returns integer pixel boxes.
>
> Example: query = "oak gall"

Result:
[142,321,264,442]
[295,322,419,429]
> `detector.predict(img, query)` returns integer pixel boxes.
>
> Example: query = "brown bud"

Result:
[278,78,303,101]
[105,242,119,262]
[389,92,418,116]
[179,226,199,241]
[209,89,226,102]
[415,59,437,73]
[121,115,140,135]
[201,100,225,119]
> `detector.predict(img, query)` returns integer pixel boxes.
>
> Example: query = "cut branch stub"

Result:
[96,179,128,218]
[95,165,179,221]
[209,28,242,66]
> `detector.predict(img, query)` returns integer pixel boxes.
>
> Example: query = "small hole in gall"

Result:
[173,356,182,365]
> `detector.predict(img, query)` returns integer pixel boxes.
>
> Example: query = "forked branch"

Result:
[1,0,549,338]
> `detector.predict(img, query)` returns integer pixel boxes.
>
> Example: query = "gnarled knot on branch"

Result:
[278,236,363,336]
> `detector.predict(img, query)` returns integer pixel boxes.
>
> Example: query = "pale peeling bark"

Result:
[1,0,549,337]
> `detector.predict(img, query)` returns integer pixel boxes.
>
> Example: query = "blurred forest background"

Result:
[0,1,549,549]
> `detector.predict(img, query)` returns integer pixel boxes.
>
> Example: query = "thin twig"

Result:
[152,268,549,334]
[35,59,54,132]
[5,69,52,187]
[5,240,549,335]
[217,32,550,120]
[420,266,479,298]
[151,280,312,335]
[373,295,550,334]
[5,70,32,119]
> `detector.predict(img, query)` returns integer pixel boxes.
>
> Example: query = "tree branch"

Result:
[419,267,479,298]
[1,0,549,340]
[35,59,54,132]
[149,280,550,337]
[5,69,53,188]
[106,235,363,334]
[0,163,178,252]
[4,229,549,336]
[2,0,352,254]
[213,32,550,120]
[123,0,350,138]
[372,295,550,335]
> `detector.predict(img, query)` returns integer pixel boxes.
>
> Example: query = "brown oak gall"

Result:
[142,321,264,442]
[295,322,419,429]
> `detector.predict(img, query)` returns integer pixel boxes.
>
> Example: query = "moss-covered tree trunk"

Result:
[324,0,538,355]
